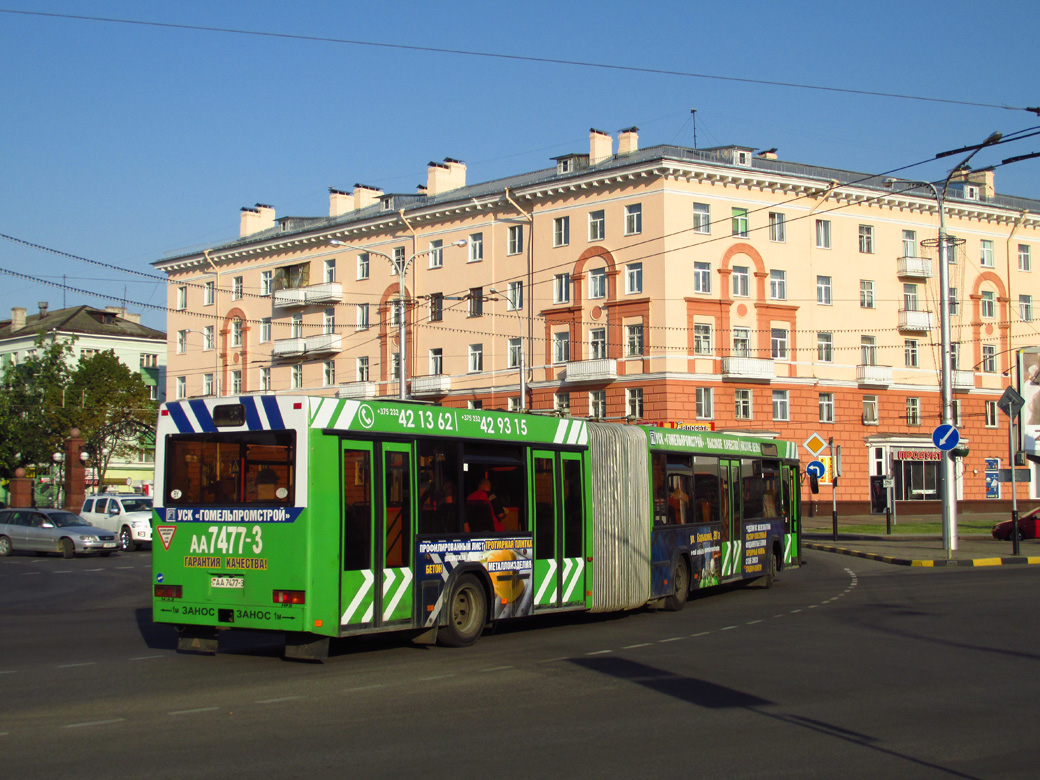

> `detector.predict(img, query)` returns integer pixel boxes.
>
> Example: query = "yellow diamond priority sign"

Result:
[803,433,829,457]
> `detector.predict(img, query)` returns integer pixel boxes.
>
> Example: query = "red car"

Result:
[992,507,1040,541]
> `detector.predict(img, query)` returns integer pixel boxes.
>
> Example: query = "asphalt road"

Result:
[2,549,1038,779]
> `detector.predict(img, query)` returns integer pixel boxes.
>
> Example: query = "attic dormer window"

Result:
[558,158,574,175]
[381,197,393,211]
[964,185,980,201]
[735,150,752,167]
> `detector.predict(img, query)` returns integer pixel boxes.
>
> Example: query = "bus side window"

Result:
[342,449,372,572]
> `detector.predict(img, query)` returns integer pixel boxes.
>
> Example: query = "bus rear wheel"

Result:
[438,575,487,648]
[762,550,778,589]
[664,556,690,611]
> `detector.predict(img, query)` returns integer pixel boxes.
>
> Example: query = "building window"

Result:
[429,348,443,376]
[772,390,789,421]
[626,324,644,357]
[693,203,711,234]
[625,204,642,236]
[204,280,215,306]
[626,388,644,419]
[228,275,241,300]
[906,397,921,426]
[553,216,570,247]
[589,328,607,360]
[357,356,370,382]
[693,324,713,355]
[469,287,483,317]
[468,400,483,410]
[860,280,875,308]
[390,352,401,382]
[902,230,917,258]
[428,239,443,269]
[986,400,998,428]
[507,281,523,311]
[203,325,214,351]
[429,293,443,323]
[905,339,919,368]
[589,267,606,299]
[357,253,369,280]
[469,233,483,262]
[950,342,960,370]
[769,269,786,300]
[202,373,214,396]
[290,364,303,390]
[863,395,878,425]
[732,266,750,297]
[356,303,370,330]
[176,286,187,309]
[553,332,571,364]
[819,393,835,423]
[861,336,877,366]
[507,226,524,256]
[507,397,522,412]
[508,338,522,368]
[176,330,187,354]
[980,239,995,267]
[140,353,159,368]
[392,247,405,274]
[982,344,997,373]
[693,262,712,294]
[696,387,713,420]
[230,319,243,348]
[323,308,335,335]
[735,388,752,420]
[733,327,751,357]
[1020,295,1033,322]
[768,212,786,242]
[1018,244,1031,271]
[770,328,788,360]
[176,376,186,399]
[553,274,571,304]
[259,367,271,392]
[731,208,748,237]
[323,361,335,387]
[981,290,995,319]
[817,275,832,305]
[903,283,919,311]
[261,271,273,296]
[948,287,959,317]
[858,225,874,254]
[626,263,643,294]
[324,259,336,284]
[815,219,831,249]
[589,390,606,419]
[554,392,570,414]
[588,210,605,241]
[260,318,271,343]
[817,332,833,363]
[468,344,483,373]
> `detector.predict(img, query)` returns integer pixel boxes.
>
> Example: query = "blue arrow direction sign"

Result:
[932,424,960,451]
[806,460,826,478]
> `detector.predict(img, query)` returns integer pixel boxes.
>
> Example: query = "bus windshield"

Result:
[164,430,296,506]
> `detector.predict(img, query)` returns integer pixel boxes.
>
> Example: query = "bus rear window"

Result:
[164,431,296,506]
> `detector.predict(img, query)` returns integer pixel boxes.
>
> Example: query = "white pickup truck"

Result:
[80,494,154,552]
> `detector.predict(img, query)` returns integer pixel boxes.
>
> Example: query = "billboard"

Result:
[1018,348,1040,454]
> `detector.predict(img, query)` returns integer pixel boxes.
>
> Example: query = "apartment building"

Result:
[154,128,1040,508]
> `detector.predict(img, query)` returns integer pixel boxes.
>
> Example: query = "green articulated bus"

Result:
[152,395,802,660]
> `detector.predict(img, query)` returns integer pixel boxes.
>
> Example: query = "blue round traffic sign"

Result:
[806,460,826,478]
[932,424,960,451]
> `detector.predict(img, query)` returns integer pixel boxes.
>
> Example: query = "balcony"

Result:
[952,369,975,390]
[412,374,452,396]
[898,309,934,332]
[563,359,617,383]
[336,382,377,399]
[273,282,343,309]
[271,333,342,358]
[856,364,893,386]
[897,256,934,279]
[721,356,775,381]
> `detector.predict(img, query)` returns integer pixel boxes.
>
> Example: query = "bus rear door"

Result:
[720,458,743,579]
[532,451,585,610]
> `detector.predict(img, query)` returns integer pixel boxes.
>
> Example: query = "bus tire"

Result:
[438,574,487,648]
[664,556,690,612]
[763,549,778,589]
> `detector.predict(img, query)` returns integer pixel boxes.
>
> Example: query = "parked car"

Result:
[80,494,154,551]
[991,507,1040,541]
[0,508,118,557]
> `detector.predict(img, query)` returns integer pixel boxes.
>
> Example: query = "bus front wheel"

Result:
[438,575,487,648]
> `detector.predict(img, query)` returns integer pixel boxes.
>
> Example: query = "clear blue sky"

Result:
[2,0,1038,332]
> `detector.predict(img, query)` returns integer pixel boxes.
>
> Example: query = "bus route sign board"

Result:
[803,433,828,458]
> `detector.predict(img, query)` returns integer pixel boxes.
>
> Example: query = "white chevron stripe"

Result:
[562,557,584,602]
[340,568,375,624]
[382,568,413,621]
[535,559,557,604]
[566,421,583,445]
[553,420,568,444]
[382,567,397,597]
[309,398,337,430]
[331,399,360,430]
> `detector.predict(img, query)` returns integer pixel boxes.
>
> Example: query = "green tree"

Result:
[65,350,157,488]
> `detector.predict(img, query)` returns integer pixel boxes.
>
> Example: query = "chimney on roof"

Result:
[240,203,276,237]
[353,184,383,211]
[105,306,127,320]
[618,127,639,156]
[757,148,778,160]
[38,302,48,318]
[966,168,996,198]
[590,128,613,165]
[11,307,26,330]
[427,158,467,196]
[329,187,354,218]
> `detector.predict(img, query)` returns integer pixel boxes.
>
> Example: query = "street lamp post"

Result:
[884,131,1001,556]
[331,239,465,400]
[488,287,526,411]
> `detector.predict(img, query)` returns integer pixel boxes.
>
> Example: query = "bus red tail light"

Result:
[155,584,182,598]
[273,589,305,605]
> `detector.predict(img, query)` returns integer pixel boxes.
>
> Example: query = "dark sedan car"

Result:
[992,507,1040,541]
[0,508,118,557]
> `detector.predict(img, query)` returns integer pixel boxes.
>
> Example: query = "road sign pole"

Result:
[830,438,838,542]
[1010,411,1020,556]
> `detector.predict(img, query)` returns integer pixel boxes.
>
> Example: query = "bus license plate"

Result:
[211,576,245,589]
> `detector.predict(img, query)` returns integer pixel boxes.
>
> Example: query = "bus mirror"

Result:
[809,474,819,494]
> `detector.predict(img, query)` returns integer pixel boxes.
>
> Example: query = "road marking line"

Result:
[539,656,571,663]
[790,609,803,613]
[658,637,683,643]
[622,643,650,649]
[0,670,15,675]
[65,718,125,729]
[169,707,219,716]
[417,674,456,681]
[343,684,384,693]
[586,649,612,655]
[56,662,96,668]
[129,655,164,661]
[115,566,135,570]
[480,665,514,673]
[85,568,103,572]
[746,619,763,625]
[20,572,41,576]
[720,625,737,631]
[690,631,710,637]
[256,696,302,704]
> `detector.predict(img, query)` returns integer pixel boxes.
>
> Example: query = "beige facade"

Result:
[155,128,1040,507]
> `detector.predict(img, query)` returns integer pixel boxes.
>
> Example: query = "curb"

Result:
[803,542,1040,568]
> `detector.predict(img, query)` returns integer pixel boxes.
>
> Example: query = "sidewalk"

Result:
[800,510,1040,567]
